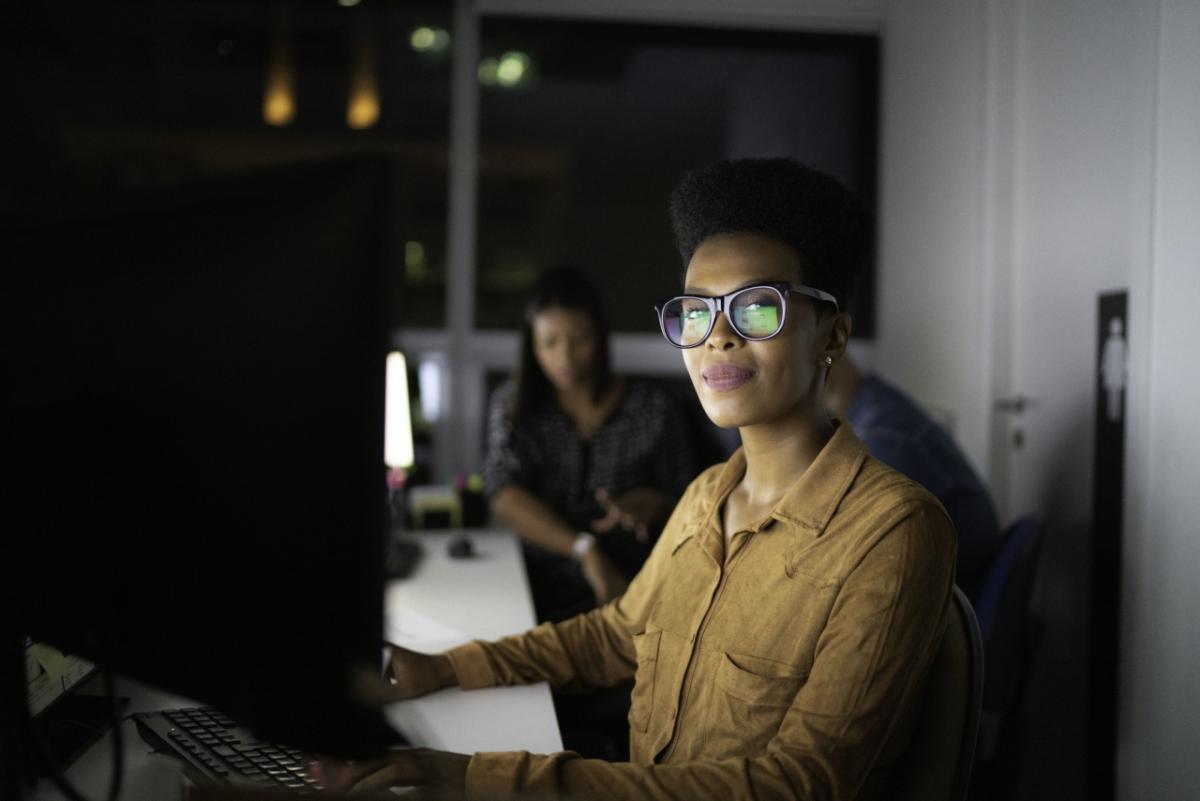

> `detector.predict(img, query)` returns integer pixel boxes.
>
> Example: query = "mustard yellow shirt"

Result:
[447,423,956,801]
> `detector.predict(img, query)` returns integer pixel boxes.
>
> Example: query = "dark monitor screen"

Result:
[3,159,401,760]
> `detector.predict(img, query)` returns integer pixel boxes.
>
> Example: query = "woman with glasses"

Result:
[483,266,701,624]
[325,159,956,801]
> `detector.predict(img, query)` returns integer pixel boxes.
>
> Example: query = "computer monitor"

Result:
[2,158,403,784]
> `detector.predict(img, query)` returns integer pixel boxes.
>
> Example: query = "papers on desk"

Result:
[382,606,562,755]
[385,608,469,653]
[384,683,562,755]
[379,530,563,754]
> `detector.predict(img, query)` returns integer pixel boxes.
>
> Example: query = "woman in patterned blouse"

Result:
[483,266,702,623]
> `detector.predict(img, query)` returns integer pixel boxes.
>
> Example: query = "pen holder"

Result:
[406,485,461,529]
[455,473,487,528]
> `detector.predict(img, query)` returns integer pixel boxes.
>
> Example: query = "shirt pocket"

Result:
[627,629,662,733]
[708,652,807,757]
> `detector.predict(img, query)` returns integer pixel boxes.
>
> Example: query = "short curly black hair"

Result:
[669,158,870,312]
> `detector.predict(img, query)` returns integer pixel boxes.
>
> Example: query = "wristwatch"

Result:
[573,531,597,560]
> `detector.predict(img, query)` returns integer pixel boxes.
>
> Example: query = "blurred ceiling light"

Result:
[410,26,450,53]
[347,85,380,129]
[262,25,295,126]
[338,0,362,7]
[347,33,380,129]
[496,51,531,87]
[263,83,295,126]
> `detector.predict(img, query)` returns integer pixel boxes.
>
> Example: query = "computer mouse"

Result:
[447,535,474,559]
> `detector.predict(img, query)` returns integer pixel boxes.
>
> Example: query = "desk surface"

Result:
[29,528,561,801]
[382,529,562,755]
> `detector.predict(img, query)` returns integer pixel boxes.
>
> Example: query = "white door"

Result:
[981,5,1157,800]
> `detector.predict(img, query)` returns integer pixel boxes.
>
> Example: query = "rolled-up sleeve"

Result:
[442,486,698,693]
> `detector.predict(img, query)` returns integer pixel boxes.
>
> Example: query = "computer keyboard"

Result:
[133,706,322,792]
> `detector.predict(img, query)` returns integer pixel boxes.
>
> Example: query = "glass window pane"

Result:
[475,18,878,335]
[7,0,452,330]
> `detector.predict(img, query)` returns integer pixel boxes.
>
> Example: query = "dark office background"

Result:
[4,1,877,338]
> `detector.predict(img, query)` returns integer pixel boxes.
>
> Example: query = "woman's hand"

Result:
[313,748,469,799]
[579,546,629,604]
[383,645,458,701]
[592,486,672,542]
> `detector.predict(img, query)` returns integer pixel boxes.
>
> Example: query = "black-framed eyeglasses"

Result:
[654,281,839,349]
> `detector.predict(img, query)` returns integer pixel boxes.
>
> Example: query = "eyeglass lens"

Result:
[661,286,785,347]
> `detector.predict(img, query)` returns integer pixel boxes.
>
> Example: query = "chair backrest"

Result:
[972,515,1044,769]
[975,515,1042,643]
[894,585,985,801]
[975,515,1043,715]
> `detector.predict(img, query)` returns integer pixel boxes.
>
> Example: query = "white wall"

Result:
[875,0,992,476]
[1120,2,1200,797]
[1007,0,1158,525]
[883,1,1199,799]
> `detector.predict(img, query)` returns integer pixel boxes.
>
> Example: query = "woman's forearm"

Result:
[489,485,579,557]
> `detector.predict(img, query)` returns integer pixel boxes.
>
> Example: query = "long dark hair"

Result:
[511,266,614,422]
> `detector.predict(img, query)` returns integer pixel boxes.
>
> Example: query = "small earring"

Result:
[823,355,833,367]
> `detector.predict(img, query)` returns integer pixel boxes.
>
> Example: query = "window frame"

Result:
[401,0,884,480]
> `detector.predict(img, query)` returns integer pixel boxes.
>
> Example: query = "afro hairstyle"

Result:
[668,158,870,312]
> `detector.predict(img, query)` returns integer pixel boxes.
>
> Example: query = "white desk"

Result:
[28,527,560,800]
[382,529,562,754]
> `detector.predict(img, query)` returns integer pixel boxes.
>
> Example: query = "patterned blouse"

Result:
[483,378,702,620]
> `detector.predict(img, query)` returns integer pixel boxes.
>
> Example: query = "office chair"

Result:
[969,516,1044,800]
[894,585,984,801]
[975,516,1043,642]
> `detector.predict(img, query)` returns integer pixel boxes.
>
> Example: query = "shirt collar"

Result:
[672,422,870,552]
[670,448,745,558]
[769,422,869,535]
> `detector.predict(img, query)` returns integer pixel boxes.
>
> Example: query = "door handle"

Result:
[995,395,1034,415]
